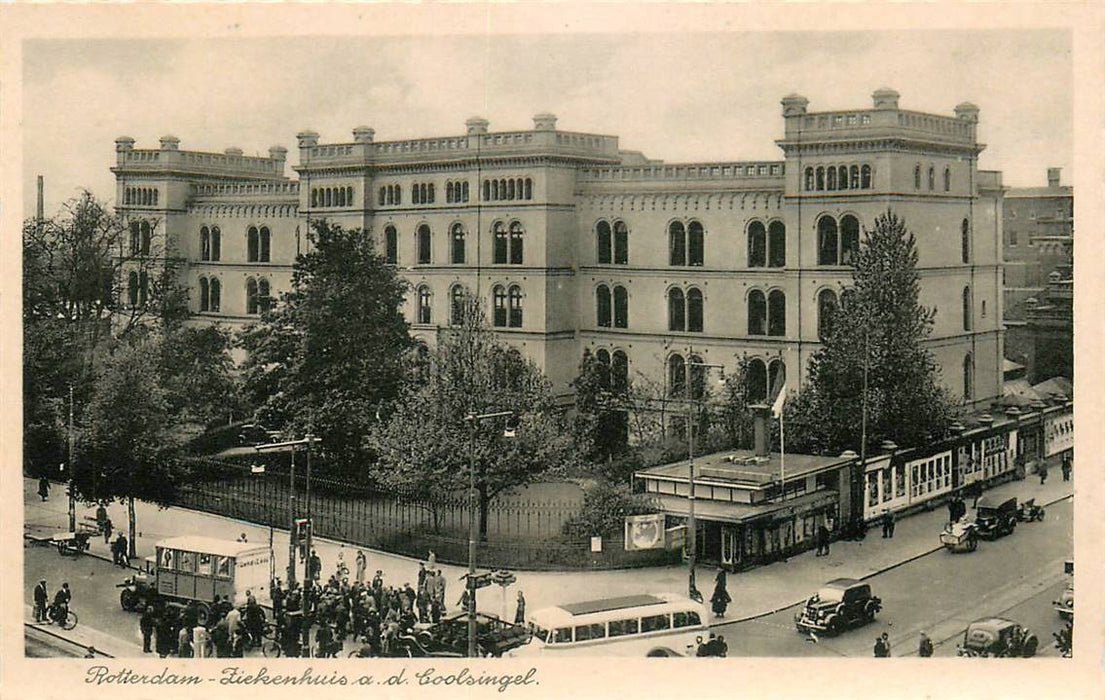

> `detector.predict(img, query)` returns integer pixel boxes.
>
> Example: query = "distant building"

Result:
[112,88,1005,410]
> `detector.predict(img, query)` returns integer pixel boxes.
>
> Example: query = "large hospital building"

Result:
[112,88,1005,408]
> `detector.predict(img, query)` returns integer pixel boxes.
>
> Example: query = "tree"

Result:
[158,324,242,430]
[787,210,959,456]
[562,482,658,539]
[239,219,412,477]
[571,349,629,465]
[369,294,574,540]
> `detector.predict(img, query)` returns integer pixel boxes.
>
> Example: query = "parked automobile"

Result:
[1054,560,1073,620]
[1016,498,1046,522]
[974,496,1018,540]
[957,617,1038,657]
[794,579,881,636]
[939,519,979,552]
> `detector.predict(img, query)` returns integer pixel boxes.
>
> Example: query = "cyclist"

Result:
[51,583,72,626]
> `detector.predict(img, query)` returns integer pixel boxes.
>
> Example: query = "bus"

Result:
[510,592,710,657]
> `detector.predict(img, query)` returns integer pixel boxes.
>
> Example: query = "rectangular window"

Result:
[867,472,879,507]
[881,469,892,503]
[574,623,606,642]
[608,618,639,638]
[911,465,919,498]
[641,614,671,633]
[552,628,573,644]
[672,610,701,628]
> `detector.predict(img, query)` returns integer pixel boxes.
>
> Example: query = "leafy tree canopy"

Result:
[787,210,959,456]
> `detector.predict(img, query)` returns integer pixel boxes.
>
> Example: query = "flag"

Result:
[771,381,787,419]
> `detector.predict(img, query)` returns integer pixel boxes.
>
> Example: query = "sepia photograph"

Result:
[3,3,1102,699]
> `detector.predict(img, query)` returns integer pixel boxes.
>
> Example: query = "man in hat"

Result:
[33,579,49,622]
[918,630,934,657]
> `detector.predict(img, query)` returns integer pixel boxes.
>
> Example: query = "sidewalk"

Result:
[23,460,1074,625]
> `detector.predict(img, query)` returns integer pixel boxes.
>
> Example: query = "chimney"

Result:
[159,135,181,151]
[352,126,375,143]
[1047,167,1061,188]
[36,175,44,225]
[751,404,770,457]
[781,93,809,117]
[872,87,900,110]
[533,113,557,131]
[466,116,490,136]
[224,147,243,156]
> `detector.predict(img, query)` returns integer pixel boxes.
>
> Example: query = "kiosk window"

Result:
[215,556,231,578]
[197,553,212,575]
[641,614,671,632]
[608,618,639,637]
[575,623,606,642]
[673,611,701,628]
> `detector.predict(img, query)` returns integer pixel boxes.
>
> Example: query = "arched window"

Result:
[492,180,499,200]
[524,178,532,200]
[493,222,508,264]
[509,222,524,264]
[129,222,140,256]
[412,185,421,205]
[669,221,686,266]
[747,221,766,268]
[840,215,860,265]
[508,180,516,200]
[962,286,972,331]
[768,221,786,268]
[385,225,398,264]
[596,349,612,390]
[849,165,859,190]
[377,187,385,206]
[961,218,970,264]
[140,222,151,255]
[963,354,974,400]
[611,350,629,394]
[211,226,221,261]
[427,183,434,203]
[451,286,466,326]
[325,188,333,207]
[613,286,628,329]
[247,226,259,262]
[943,167,951,192]
[139,271,148,306]
[668,354,686,398]
[805,167,814,191]
[199,277,210,312]
[861,164,872,189]
[613,221,629,265]
[417,224,431,264]
[508,285,523,327]
[201,227,211,261]
[748,290,766,335]
[768,290,786,336]
[483,180,491,201]
[258,278,271,312]
[446,182,454,203]
[688,221,704,266]
[394,185,402,205]
[818,289,838,340]
[463,181,470,202]
[668,288,685,332]
[337,188,345,207]
[246,278,259,315]
[259,226,271,262]
[928,166,935,191]
[417,285,432,324]
[596,285,612,327]
[839,166,848,190]
[128,271,139,306]
[816,167,825,191]
[818,216,839,266]
[687,287,704,333]
[747,359,768,403]
[596,221,612,264]
[768,359,786,399]
[688,354,705,401]
[493,285,507,327]
[914,165,922,189]
[210,278,221,312]
[827,167,837,190]
[451,223,466,264]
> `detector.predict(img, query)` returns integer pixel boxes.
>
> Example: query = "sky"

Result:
[22,29,1072,217]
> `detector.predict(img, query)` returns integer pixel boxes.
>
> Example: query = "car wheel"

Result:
[120,589,137,611]
[195,602,211,626]
[826,617,843,636]
[646,648,674,657]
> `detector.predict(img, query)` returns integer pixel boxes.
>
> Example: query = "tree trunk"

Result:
[478,484,490,543]
[127,496,137,559]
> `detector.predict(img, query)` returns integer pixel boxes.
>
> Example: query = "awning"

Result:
[652,490,838,525]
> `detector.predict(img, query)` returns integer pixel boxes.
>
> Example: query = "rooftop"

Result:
[637,448,852,488]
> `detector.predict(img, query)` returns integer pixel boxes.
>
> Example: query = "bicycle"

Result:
[47,604,78,631]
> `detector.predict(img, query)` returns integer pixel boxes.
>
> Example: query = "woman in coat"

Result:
[710,579,732,618]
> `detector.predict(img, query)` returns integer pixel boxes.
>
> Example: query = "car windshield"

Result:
[815,587,845,602]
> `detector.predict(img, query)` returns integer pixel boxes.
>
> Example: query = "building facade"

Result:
[112,88,1004,407]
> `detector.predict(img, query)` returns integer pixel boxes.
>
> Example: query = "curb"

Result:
[715,491,1073,628]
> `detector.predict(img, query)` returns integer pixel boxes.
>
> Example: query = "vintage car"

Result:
[974,496,1018,540]
[939,519,979,552]
[1054,560,1074,620]
[794,578,881,636]
[957,617,1038,657]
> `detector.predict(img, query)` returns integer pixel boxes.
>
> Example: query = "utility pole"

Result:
[255,436,320,589]
[67,384,76,532]
[685,354,724,602]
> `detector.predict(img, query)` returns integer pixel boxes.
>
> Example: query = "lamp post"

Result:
[255,435,321,589]
[464,409,514,658]
[67,384,76,533]
[685,355,725,602]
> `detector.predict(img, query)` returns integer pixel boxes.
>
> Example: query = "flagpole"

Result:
[779,400,786,502]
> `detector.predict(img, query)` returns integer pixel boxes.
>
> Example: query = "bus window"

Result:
[608,618,640,637]
[673,610,702,628]
[641,614,671,633]
[552,627,573,644]
[197,553,212,576]
[179,551,195,573]
[530,625,550,643]
[160,549,175,570]
[575,623,606,642]
[215,556,231,579]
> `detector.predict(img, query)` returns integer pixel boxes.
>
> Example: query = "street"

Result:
[712,498,1072,658]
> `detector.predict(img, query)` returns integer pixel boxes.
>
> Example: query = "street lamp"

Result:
[254,434,321,590]
[685,355,725,603]
[463,409,514,658]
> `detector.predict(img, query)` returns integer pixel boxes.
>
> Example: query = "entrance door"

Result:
[721,527,740,567]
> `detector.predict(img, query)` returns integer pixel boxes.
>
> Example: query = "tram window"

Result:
[641,614,671,632]
[215,556,231,578]
[575,623,607,641]
[673,611,701,628]
[197,553,212,575]
[552,627,573,644]
[608,618,639,637]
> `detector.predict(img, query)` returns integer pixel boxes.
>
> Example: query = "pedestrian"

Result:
[881,631,892,657]
[918,630,934,657]
[193,622,209,659]
[881,510,895,538]
[1061,454,1072,482]
[114,533,129,567]
[816,524,831,556]
[1038,461,1049,485]
[140,606,156,653]
[873,635,888,658]
[716,634,729,657]
[272,579,286,626]
[38,476,50,501]
[95,503,109,532]
[316,623,334,657]
[211,617,231,658]
[155,613,174,658]
[437,569,446,605]
[53,583,72,625]
[225,603,242,639]
[310,550,322,582]
[103,517,113,545]
[417,563,428,591]
[457,588,470,612]
[710,578,732,618]
[514,591,526,624]
[33,579,49,623]
[426,550,436,569]
[694,635,707,657]
[178,626,193,658]
[355,550,367,585]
